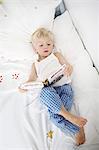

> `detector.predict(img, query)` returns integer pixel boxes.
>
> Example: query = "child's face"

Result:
[33,38,54,58]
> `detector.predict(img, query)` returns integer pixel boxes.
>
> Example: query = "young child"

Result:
[19,27,87,146]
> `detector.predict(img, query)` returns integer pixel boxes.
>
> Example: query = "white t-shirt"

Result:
[35,53,71,87]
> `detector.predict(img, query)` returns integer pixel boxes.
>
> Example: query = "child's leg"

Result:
[39,85,73,114]
[40,86,87,127]
[39,86,62,114]
[54,84,87,127]
[49,112,80,135]
[40,86,86,145]
[59,105,87,128]
[54,84,73,111]
[55,85,87,145]
[39,86,79,134]
[49,112,86,145]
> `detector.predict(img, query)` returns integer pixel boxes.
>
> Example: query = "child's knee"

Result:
[40,87,51,97]
[39,87,52,103]
[39,87,62,114]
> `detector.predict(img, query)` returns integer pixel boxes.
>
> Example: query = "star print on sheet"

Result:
[47,130,54,139]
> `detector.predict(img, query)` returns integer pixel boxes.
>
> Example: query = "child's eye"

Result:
[39,44,43,47]
[47,44,51,46]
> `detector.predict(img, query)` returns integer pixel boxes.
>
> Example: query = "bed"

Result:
[0,0,99,150]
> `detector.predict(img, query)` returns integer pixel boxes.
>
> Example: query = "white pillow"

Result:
[0,0,61,60]
[53,11,92,65]
[72,52,99,90]
[53,11,99,90]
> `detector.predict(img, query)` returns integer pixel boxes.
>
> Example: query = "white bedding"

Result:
[0,1,99,150]
[0,60,99,150]
[64,0,99,71]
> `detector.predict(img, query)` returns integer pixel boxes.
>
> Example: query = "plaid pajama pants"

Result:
[39,84,80,135]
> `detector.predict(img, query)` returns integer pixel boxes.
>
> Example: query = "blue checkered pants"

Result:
[39,84,80,135]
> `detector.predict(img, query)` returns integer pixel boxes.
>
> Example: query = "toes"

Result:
[76,139,85,146]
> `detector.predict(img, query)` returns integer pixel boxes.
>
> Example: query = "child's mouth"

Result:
[44,50,48,52]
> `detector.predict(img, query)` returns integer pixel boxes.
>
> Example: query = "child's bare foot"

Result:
[75,127,86,146]
[69,115,87,128]
[59,105,87,127]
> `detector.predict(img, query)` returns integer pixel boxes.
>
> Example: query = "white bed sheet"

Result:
[0,60,78,150]
[0,57,99,150]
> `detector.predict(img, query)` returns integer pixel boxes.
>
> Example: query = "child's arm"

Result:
[18,63,37,92]
[54,52,73,76]
[25,63,37,83]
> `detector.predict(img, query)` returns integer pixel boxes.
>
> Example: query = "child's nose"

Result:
[44,45,48,48]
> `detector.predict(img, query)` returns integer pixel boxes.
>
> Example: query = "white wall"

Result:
[64,0,99,71]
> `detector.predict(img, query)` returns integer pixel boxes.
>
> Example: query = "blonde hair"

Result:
[31,28,54,45]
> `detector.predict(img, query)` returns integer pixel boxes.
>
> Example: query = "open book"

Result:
[20,64,66,90]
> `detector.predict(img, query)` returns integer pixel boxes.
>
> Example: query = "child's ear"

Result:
[53,44,55,50]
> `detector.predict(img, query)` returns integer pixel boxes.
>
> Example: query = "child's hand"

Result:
[18,87,28,93]
[64,64,73,77]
